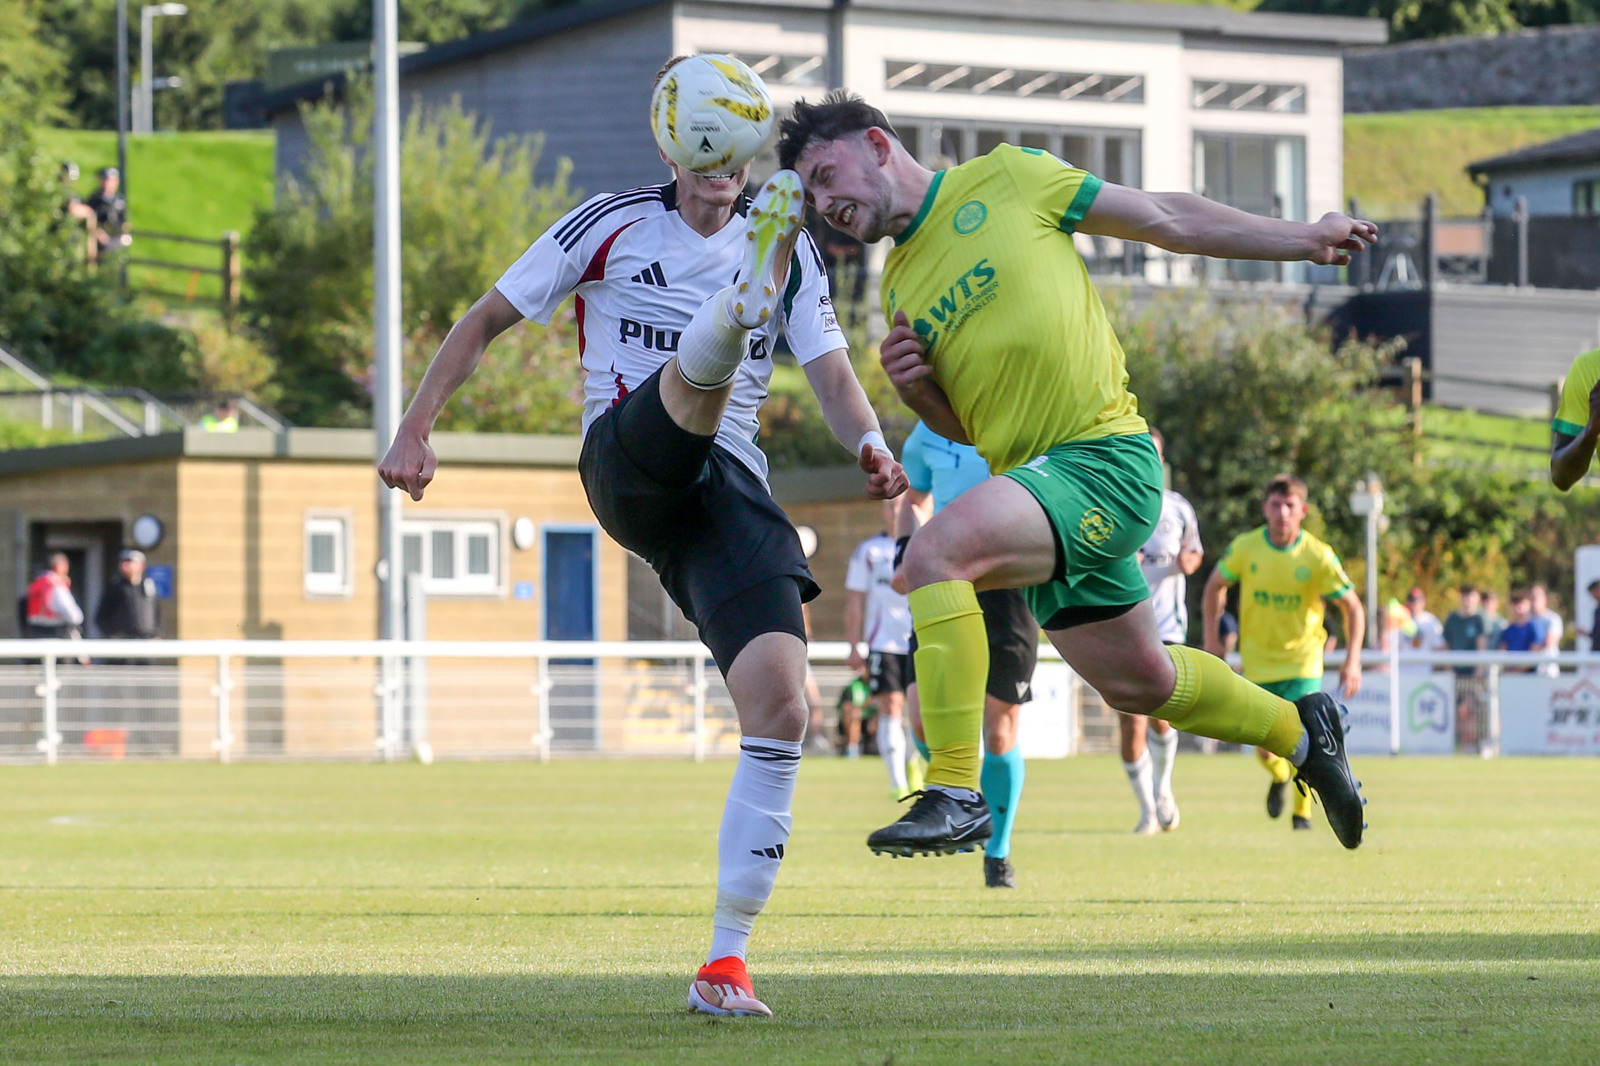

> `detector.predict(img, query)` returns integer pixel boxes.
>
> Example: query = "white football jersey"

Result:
[1141,489,1203,644]
[495,182,846,485]
[845,533,912,654]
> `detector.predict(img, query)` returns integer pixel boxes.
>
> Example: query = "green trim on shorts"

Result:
[1002,432,1163,625]
[1256,677,1322,702]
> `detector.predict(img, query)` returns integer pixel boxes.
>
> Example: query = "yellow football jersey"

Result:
[1217,526,1354,683]
[880,144,1147,476]
[1553,347,1600,441]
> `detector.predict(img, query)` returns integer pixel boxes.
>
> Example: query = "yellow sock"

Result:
[1157,646,1306,758]
[908,581,987,791]
[1292,783,1313,820]
[1257,748,1294,785]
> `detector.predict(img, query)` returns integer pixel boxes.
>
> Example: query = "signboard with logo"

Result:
[1334,671,1455,754]
[1500,674,1600,755]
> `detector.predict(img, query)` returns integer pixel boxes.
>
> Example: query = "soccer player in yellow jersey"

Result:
[1202,475,1366,831]
[1550,347,1600,490]
[777,91,1374,856]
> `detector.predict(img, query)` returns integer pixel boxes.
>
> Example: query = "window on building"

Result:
[726,52,825,88]
[886,61,1144,104]
[400,517,502,596]
[1194,132,1306,281]
[1575,178,1600,216]
[304,514,351,597]
[893,119,1141,186]
[1192,80,1306,114]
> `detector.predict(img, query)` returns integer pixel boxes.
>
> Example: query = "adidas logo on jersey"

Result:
[630,262,669,287]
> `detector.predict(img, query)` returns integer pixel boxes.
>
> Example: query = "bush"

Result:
[244,81,581,427]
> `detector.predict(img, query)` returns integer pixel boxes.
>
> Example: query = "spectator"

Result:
[25,553,85,639]
[84,167,128,258]
[95,549,161,642]
[59,162,94,226]
[1443,585,1488,748]
[1498,590,1549,672]
[1482,590,1507,650]
[1530,584,1564,675]
[1400,587,1445,673]
[1578,579,1600,649]
[201,397,240,433]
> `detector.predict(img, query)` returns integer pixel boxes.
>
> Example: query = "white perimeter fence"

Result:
[0,639,1594,764]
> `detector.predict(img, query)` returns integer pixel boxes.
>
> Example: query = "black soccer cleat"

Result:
[1266,779,1287,820]
[984,856,1016,889]
[1291,693,1367,850]
[1292,815,1312,831]
[867,788,992,858]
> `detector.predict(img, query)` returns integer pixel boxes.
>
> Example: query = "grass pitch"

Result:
[1,756,1596,1064]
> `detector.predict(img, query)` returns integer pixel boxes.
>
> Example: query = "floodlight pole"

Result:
[1350,474,1384,651]
[374,0,405,683]
[116,0,128,194]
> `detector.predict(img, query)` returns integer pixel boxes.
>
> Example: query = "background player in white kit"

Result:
[845,503,917,799]
[1124,428,1202,834]
[380,56,906,1020]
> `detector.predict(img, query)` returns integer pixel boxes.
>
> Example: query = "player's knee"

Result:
[983,718,1014,754]
[902,533,964,589]
[1099,675,1169,717]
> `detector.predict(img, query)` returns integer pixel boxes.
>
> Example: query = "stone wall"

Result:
[1345,25,1600,113]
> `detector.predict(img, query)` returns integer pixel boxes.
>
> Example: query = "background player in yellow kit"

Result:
[1202,475,1366,831]
[1550,346,1600,491]
[778,91,1374,856]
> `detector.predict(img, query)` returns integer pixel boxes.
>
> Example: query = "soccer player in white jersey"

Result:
[1125,427,1202,834]
[379,56,906,1020]
[845,501,917,798]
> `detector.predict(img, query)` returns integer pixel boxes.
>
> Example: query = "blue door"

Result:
[544,529,598,749]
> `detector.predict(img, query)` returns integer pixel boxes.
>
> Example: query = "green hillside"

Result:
[33,129,275,303]
[1344,106,1600,219]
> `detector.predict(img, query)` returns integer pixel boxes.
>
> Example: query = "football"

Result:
[650,54,774,175]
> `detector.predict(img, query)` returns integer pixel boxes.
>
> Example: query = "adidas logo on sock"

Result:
[750,844,786,860]
[630,262,668,287]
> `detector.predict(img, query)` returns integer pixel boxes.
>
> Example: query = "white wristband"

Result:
[857,430,889,458]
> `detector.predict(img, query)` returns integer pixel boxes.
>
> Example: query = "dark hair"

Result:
[776,90,898,171]
[1264,473,1307,502]
[653,55,690,89]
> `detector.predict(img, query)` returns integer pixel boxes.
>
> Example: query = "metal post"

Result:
[1484,663,1501,759]
[376,652,401,761]
[212,653,233,763]
[1421,192,1437,289]
[70,394,83,436]
[692,656,707,762]
[41,390,52,430]
[1365,511,1378,649]
[1388,631,1401,755]
[116,0,128,194]
[404,572,428,760]
[373,0,405,680]
[144,400,159,435]
[37,654,61,765]
[1405,357,1423,443]
[535,655,551,763]
[1514,196,1529,288]
[220,231,240,317]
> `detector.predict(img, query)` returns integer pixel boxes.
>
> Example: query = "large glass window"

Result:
[893,118,1141,187]
[400,517,502,596]
[1192,80,1306,114]
[886,61,1144,104]
[1194,133,1306,281]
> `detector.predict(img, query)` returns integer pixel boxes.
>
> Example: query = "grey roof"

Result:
[0,427,580,478]
[1468,126,1600,176]
[259,0,1385,116]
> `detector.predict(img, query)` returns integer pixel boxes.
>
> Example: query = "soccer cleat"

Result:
[1292,815,1312,831]
[1155,793,1181,832]
[1291,693,1367,850]
[867,787,992,858]
[729,170,804,328]
[1133,813,1159,836]
[984,856,1016,889]
[1266,779,1287,819]
[688,955,772,1018]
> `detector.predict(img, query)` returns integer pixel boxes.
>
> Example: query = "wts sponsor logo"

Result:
[630,262,669,287]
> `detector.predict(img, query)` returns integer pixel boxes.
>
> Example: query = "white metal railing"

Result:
[0,638,1592,764]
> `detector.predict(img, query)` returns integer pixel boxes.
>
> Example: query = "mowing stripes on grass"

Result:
[0,757,1596,1064]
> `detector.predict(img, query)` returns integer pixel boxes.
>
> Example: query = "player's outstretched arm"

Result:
[1334,589,1366,699]
[879,311,970,445]
[1201,567,1232,659]
[1550,379,1600,490]
[1081,183,1377,266]
[802,348,908,500]
[378,288,523,500]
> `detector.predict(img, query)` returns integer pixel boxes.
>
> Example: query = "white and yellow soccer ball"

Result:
[650,54,774,175]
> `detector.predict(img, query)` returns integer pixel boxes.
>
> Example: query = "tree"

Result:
[1254,0,1599,39]
[243,81,580,426]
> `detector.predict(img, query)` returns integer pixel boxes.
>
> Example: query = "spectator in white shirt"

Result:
[1530,583,1564,676]
[1401,587,1444,673]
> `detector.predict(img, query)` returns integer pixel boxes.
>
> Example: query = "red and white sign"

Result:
[1501,674,1600,755]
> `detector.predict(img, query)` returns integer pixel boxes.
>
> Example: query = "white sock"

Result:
[1123,752,1155,821]
[710,737,800,963]
[879,715,909,792]
[676,286,749,389]
[1149,726,1178,801]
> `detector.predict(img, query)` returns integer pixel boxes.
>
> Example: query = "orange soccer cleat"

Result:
[688,955,773,1018]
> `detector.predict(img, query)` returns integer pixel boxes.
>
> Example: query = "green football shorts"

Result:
[1257,677,1323,703]
[1002,432,1164,628]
